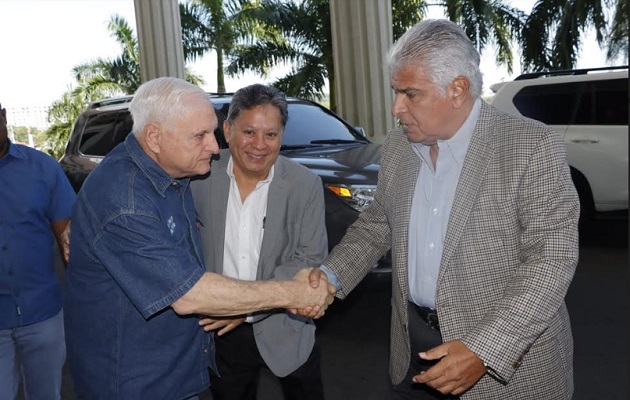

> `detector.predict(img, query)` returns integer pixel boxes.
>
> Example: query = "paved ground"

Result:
[44,216,628,399]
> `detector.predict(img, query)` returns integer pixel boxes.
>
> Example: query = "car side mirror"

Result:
[354,126,366,137]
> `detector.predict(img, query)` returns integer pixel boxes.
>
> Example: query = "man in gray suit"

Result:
[191,84,327,400]
[311,19,579,399]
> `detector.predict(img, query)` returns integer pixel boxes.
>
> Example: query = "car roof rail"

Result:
[88,96,134,109]
[514,65,628,80]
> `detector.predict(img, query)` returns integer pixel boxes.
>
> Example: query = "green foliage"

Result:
[520,0,615,71]
[392,0,427,40]
[45,12,205,159]
[606,0,628,62]
[8,125,44,148]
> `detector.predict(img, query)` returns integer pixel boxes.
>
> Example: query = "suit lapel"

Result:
[440,103,495,273]
[394,136,421,303]
[210,152,231,272]
[257,158,287,278]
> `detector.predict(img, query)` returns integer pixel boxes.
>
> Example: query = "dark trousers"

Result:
[209,323,324,400]
[390,303,459,400]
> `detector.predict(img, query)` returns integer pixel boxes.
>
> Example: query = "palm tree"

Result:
[606,0,628,62]
[225,0,333,105]
[42,91,93,159]
[44,13,205,159]
[181,0,231,92]
[520,0,610,71]
[440,0,527,73]
[180,0,264,92]
[74,14,204,96]
[393,0,428,40]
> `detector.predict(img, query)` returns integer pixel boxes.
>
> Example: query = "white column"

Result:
[330,0,394,144]
[133,0,185,82]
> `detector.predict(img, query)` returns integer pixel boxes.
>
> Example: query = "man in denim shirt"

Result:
[63,77,335,400]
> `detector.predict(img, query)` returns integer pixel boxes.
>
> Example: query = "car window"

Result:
[211,100,363,148]
[511,78,629,126]
[283,102,361,145]
[574,78,628,125]
[78,111,133,156]
[512,82,583,125]
[77,99,364,157]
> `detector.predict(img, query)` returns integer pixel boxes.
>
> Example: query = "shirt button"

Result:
[428,242,435,249]
[2,245,7,251]
[432,208,438,215]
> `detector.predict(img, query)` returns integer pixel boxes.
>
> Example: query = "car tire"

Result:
[570,168,595,231]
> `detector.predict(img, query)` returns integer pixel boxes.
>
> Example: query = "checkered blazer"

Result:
[325,101,580,399]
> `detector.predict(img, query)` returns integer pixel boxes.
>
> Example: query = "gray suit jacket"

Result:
[190,150,327,377]
[325,101,580,399]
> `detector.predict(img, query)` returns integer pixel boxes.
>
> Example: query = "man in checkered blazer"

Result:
[314,19,579,399]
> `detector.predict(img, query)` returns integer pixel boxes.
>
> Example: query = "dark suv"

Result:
[60,94,388,266]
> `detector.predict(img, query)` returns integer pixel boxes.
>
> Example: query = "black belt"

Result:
[411,302,440,331]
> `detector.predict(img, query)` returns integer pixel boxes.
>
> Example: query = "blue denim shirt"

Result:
[0,141,75,330]
[63,134,215,400]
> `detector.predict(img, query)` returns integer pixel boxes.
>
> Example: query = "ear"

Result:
[143,123,162,154]
[223,120,232,143]
[449,76,470,108]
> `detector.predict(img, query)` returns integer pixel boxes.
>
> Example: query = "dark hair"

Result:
[227,84,288,127]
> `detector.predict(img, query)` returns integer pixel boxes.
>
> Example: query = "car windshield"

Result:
[76,98,368,157]
[282,102,367,146]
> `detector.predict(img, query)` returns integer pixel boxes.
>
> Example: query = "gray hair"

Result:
[129,77,211,136]
[226,84,288,128]
[387,19,483,98]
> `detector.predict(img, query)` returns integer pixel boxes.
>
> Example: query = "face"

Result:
[0,104,8,157]
[156,100,220,178]
[224,103,283,182]
[390,65,461,145]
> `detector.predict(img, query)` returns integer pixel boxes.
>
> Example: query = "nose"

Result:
[251,133,266,150]
[391,94,406,117]
[205,133,220,154]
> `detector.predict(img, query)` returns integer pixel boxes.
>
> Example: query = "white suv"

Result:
[490,66,628,223]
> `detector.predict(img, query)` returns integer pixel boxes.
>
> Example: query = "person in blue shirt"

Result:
[63,77,335,400]
[0,102,76,400]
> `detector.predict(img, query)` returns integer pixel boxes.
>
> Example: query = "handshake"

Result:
[288,268,337,319]
[197,268,336,336]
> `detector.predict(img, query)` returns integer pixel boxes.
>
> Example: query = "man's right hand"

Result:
[289,268,335,319]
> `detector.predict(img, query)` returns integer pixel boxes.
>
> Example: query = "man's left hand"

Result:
[199,316,246,336]
[412,340,487,396]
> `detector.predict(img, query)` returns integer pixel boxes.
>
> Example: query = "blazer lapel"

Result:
[257,158,287,279]
[394,137,421,303]
[210,152,231,272]
[439,103,495,272]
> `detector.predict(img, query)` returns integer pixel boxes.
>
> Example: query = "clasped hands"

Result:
[199,268,335,336]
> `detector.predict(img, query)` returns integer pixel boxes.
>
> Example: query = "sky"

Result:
[0,0,616,123]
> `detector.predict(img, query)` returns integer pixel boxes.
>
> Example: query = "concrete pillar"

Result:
[133,0,185,82]
[329,0,394,144]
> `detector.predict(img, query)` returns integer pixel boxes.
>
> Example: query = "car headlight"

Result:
[325,184,377,212]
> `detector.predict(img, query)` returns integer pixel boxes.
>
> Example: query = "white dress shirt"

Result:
[408,99,481,309]
[223,157,274,285]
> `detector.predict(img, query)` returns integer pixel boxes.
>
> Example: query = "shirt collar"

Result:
[1,139,26,160]
[412,98,482,167]
[124,133,188,196]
